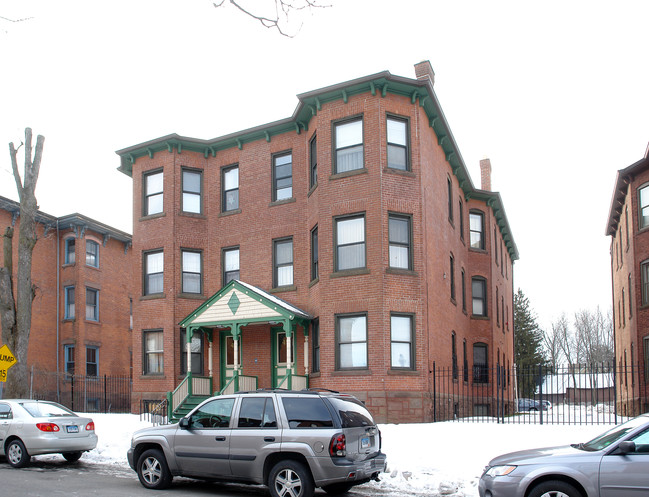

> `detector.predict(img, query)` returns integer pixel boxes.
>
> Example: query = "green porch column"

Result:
[232,323,242,373]
[283,320,293,371]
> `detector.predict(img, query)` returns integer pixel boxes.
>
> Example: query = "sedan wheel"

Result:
[137,449,172,490]
[529,480,580,497]
[6,439,31,468]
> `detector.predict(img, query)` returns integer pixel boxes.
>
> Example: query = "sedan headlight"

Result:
[484,465,517,477]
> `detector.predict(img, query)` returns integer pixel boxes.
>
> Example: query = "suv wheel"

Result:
[269,460,314,497]
[137,448,173,490]
[529,480,580,497]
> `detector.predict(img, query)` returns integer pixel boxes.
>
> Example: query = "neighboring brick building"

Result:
[117,62,518,423]
[0,196,133,401]
[606,144,649,415]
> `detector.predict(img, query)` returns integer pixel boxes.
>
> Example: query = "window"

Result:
[463,340,468,382]
[387,116,409,170]
[642,260,649,306]
[334,118,363,173]
[182,250,202,294]
[450,255,456,301]
[459,199,464,241]
[144,250,163,295]
[86,347,98,376]
[472,277,487,316]
[335,215,366,271]
[461,269,466,312]
[391,314,413,370]
[86,240,99,267]
[447,177,453,222]
[223,247,240,285]
[144,330,163,374]
[309,135,317,189]
[629,273,633,318]
[451,332,458,379]
[222,165,239,212]
[389,214,411,270]
[640,184,649,229]
[64,286,75,319]
[190,398,234,429]
[64,238,75,264]
[144,170,163,216]
[311,226,319,281]
[180,329,203,374]
[312,319,320,373]
[86,288,98,321]
[273,238,293,287]
[336,314,367,369]
[64,345,75,375]
[469,211,485,249]
[625,207,630,248]
[494,227,498,265]
[473,342,488,383]
[182,169,202,214]
[283,397,333,429]
[496,288,500,325]
[238,397,277,428]
[644,337,649,382]
[273,152,292,201]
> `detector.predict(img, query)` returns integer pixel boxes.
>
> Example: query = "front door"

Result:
[272,328,296,388]
[219,334,241,391]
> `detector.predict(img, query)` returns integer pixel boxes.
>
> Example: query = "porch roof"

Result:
[178,280,313,329]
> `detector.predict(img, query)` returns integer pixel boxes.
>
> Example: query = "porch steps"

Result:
[170,394,209,423]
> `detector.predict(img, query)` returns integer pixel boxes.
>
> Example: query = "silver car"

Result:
[0,399,98,468]
[479,413,649,497]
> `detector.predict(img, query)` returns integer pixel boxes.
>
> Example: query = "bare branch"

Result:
[0,16,34,23]
[8,141,23,202]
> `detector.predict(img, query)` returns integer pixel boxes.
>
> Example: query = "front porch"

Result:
[168,280,313,421]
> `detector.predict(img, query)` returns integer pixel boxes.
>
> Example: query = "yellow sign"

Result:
[0,344,17,383]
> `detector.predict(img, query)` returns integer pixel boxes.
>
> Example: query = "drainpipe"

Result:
[56,219,60,401]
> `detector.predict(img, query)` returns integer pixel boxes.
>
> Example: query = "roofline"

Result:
[116,68,521,261]
[606,155,649,236]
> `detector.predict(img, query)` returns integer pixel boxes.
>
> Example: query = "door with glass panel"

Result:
[220,334,241,390]
[272,329,296,388]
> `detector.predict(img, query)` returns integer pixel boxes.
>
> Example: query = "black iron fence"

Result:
[25,369,131,413]
[432,362,645,425]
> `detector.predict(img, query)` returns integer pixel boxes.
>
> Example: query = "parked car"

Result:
[128,389,387,496]
[479,413,649,497]
[541,400,552,410]
[0,399,97,468]
[517,398,544,412]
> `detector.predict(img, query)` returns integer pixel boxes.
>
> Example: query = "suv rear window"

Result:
[282,397,334,428]
[329,397,374,428]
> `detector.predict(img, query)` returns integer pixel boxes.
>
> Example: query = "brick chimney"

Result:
[414,60,435,87]
[480,158,492,191]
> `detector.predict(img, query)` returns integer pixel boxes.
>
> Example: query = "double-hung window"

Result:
[640,184,649,229]
[86,288,98,321]
[223,247,240,285]
[472,277,487,316]
[64,286,75,319]
[311,226,319,281]
[469,211,485,249]
[473,343,489,383]
[387,116,409,170]
[335,215,366,271]
[144,330,163,374]
[642,260,649,306]
[222,165,239,212]
[180,329,203,374]
[181,250,202,294]
[312,319,320,373]
[144,250,163,295]
[86,240,99,267]
[309,135,317,189]
[336,314,367,369]
[389,214,411,270]
[452,332,458,379]
[391,314,414,370]
[334,118,363,173]
[86,347,98,376]
[64,345,75,375]
[273,152,293,201]
[450,255,456,301]
[64,238,75,264]
[273,238,293,288]
[144,170,163,216]
[182,169,202,214]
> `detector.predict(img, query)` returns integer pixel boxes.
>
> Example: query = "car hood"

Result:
[132,423,179,439]
[488,445,595,466]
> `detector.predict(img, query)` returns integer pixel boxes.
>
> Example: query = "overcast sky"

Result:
[2,0,648,332]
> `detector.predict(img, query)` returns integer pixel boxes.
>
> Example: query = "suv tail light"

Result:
[329,433,346,457]
[37,422,60,432]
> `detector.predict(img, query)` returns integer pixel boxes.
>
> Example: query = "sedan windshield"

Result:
[20,402,76,418]
[581,416,649,451]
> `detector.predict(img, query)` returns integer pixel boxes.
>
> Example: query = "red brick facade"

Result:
[0,197,133,388]
[119,63,518,423]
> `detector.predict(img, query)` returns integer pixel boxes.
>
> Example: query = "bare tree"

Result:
[0,128,44,397]
[543,319,565,372]
[573,307,614,365]
[213,0,329,36]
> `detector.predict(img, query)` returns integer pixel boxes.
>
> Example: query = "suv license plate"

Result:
[66,425,79,433]
[361,437,370,449]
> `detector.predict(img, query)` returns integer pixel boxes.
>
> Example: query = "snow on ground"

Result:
[34,412,614,497]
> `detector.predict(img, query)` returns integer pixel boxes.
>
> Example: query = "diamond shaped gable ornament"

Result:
[228,292,240,315]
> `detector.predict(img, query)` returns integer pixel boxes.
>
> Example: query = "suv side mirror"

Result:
[618,441,636,455]
[179,417,190,430]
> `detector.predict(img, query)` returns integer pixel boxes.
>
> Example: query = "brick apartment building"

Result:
[0,196,133,401]
[607,144,649,415]
[117,61,518,423]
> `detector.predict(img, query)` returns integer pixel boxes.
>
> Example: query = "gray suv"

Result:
[127,389,386,496]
